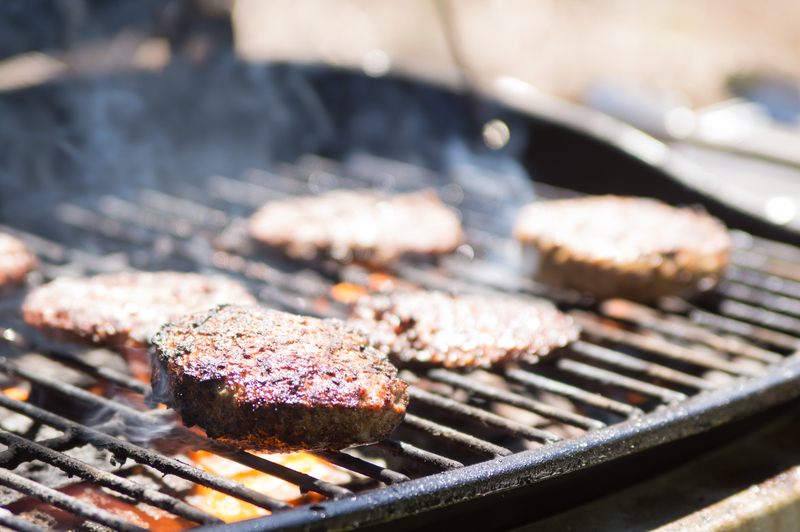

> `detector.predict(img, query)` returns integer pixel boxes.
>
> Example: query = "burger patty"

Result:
[0,233,37,291]
[513,195,731,302]
[151,304,409,452]
[22,271,257,347]
[247,189,463,266]
[350,290,580,369]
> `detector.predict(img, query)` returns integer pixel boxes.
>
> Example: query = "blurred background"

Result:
[3,0,800,235]
[3,0,800,106]
[4,4,800,530]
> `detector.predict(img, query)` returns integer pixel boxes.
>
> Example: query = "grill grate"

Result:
[2,153,800,531]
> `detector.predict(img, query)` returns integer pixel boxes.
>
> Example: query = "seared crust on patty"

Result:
[247,189,463,266]
[151,305,409,452]
[350,290,579,369]
[0,233,37,291]
[513,195,731,302]
[21,272,257,347]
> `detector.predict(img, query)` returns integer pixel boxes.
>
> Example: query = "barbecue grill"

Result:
[3,59,800,532]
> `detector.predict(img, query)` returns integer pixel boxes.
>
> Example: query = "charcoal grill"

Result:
[2,61,800,532]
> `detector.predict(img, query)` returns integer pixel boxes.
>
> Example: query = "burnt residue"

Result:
[151,304,409,452]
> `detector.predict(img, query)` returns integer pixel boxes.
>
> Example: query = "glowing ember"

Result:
[330,282,369,304]
[1,386,28,402]
[185,451,352,522]
[8,484,194,532]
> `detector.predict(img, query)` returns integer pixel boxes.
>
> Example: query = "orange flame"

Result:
[330,282,369,304]
[2,386,29,402]
[185,451,350,523]
[8,484,194,532]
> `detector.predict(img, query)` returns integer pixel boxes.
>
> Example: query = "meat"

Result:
[21,272,257,347]
[0,232,37,292]
[247,189,463,266]
[349,290,580,369]
[513,195,731,302]
[150,304,409,452]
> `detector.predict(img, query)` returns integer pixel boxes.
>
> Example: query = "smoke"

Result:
[0,58,536,237]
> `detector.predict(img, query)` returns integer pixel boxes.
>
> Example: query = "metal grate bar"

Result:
[136,189,230,231]
[554,359,688,405]
[0,431,82,471]
[169,437,354,500]
[0,429,223,526]
[313,451,409,485]
[97,196,202,240]
[0,225,68,264]
[0,508,53,532]
[0,393,293,513]
[401,414,512,458]
[4,352,355,500]
[569,341,716,391]
[719,299,800,338]
[38,349,151,396]
[726,265,800,300]
[240,168,309,196]
[0,468,149,532]
[731,231,800,263]
[407,387,561,444]
[718,280,800,319]
[55,200,333,299]
[370,439,463,471]
[425,369,605,431]
[241,168,366,195]
[731,250,800,284]
[207,174,288,208]
[0,357,154,422]
[600,299,783,365]
[572,311,761,377]
[688,307,800,351]
[0,375,331,510]
[505,368,644,419]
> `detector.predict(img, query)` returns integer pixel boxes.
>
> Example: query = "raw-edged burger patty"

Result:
[350,290,580,369]
[0,232,37,291]
[247,189,463,266]
[513,195,731,302]
[151,304,409,452]
[22,271,257,347]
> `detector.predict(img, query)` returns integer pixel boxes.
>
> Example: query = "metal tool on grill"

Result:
[2,62,800,532]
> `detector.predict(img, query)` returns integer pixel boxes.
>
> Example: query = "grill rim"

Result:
[4,63,800,531]
[190,354,800,532]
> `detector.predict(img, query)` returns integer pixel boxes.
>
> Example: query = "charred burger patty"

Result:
[350,290,580,369]
[0,232,37,292]
[151,304,409,452]
[22,271,257,347]
[247,189,463,266]
[513,195,731,302]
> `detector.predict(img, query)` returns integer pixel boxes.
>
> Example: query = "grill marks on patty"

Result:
[350,290,580,369]
[514,195,731,302]
[151,304,409,452]
[21,272,257,346]
[247,189,464,266]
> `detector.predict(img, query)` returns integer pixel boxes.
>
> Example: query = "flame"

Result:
[7,453,351,530]
[367,273,397,293]
[330,282,369,303]
[185,451,351,523]
[366,273,416,293]
[2,386,28,402]
[8,484,194,532]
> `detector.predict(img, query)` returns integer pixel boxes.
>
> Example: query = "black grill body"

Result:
[1,62,800,532]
